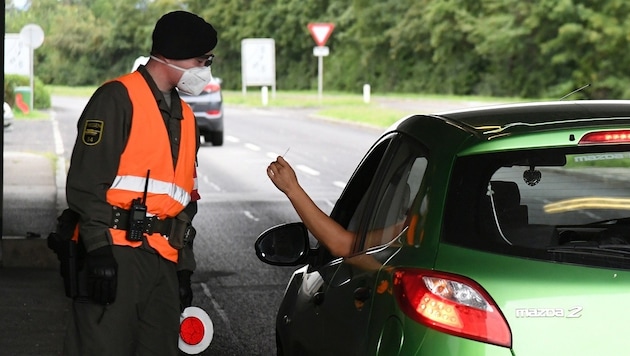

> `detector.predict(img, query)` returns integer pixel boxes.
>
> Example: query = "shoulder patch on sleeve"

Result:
[82,120,104,145]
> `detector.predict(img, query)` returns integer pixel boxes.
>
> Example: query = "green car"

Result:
[255,100,630,355]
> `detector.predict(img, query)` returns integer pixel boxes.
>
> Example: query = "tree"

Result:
[5,0,630,98]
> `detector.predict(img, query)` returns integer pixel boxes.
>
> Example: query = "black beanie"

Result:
[151,11,218,60]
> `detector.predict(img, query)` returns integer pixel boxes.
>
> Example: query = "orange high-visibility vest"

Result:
[105,71,197,262]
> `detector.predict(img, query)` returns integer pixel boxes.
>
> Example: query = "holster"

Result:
[167,211,196,250]
[47,208,86,298]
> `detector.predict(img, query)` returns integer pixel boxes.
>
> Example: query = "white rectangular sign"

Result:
[313,46,330,57]
[241,38,276,87]
[5,34,30,76]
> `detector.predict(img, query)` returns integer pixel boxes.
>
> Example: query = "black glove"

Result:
[177,270,193,311]
[86,245,118,305]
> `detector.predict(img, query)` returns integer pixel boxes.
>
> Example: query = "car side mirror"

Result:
[255,222,310,266]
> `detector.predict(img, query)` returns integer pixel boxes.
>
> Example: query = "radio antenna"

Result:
[560,83,590,100]
[142,170,150,203]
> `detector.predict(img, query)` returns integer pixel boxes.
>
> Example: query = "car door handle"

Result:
[353,287,371,302]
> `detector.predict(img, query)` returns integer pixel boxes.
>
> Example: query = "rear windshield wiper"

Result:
[557,217,630,229]
[584,217,630,227]
[548,244,630,257]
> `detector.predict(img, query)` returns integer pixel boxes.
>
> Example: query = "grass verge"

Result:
[13,109,49,120]
[46,85,520,127]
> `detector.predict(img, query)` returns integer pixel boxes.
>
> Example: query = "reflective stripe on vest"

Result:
[106,71,197,262]
[110,175,191,208]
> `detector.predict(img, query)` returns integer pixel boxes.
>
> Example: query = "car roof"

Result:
[431,100,630,137]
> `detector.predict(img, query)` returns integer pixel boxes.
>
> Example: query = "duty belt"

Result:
[110,206,175,236]
[110,206,196,249]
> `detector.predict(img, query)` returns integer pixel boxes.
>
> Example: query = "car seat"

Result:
[482,180,558,248]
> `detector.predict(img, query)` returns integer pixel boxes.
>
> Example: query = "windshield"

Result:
[443,145,630,269]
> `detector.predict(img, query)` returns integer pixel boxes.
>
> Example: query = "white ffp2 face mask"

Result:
[150,55,214,96]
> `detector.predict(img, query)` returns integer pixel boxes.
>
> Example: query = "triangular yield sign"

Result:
[308,23,335,46]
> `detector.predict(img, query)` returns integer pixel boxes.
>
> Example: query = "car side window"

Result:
[325,136,394,260]
[328,134,427,258]
[359,136,428,251]
[332,137,392,230]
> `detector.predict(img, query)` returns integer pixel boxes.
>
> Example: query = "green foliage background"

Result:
[4,74,51,110]
[6,0,630,100]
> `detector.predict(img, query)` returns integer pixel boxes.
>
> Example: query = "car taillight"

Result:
[393,268,512,348]
[205,109,221,115]
[203,82,221,93]
[579,130,630,145]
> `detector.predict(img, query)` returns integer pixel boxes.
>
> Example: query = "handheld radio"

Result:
[127,170,150,241]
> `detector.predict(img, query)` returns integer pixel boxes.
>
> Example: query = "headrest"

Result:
[490,181,521,207]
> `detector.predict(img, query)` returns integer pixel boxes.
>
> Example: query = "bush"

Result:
[4,74,51,110]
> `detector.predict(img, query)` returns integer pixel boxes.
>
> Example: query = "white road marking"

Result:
[244,210,260,221]
[296,164,320,176]
[50,111,64,156]
[201,282,238,343]
[219,139,344,195]
[324,199,335,208]
[201,175,221,191]
[51,111,67,212]
[252,109,274,116]
[245,143,261,151]
[584,211,601,219]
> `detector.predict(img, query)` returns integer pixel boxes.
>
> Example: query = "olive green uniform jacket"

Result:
[66,65,200,271]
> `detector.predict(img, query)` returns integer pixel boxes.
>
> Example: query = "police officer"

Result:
[63,11,217,355]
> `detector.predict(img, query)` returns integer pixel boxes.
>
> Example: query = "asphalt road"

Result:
[2,96,384,355]
[1,94,490,355]
[6,95,629,355]
[188,105,383,355]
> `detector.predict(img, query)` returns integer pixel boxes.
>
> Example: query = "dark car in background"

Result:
[4,101,14,130]
[179,81,224,146]
[131,56,224,146]
[256,100,630,355]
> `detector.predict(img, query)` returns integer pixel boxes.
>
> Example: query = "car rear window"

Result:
[443,145,630,269]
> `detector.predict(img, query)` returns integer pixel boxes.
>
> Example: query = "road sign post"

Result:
[19,24,45,111]
[241,38,276,99]
[307,23,334,102]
